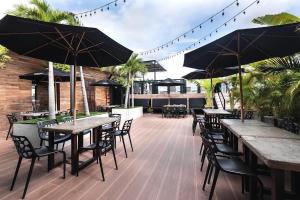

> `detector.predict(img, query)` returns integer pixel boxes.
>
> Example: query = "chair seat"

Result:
[215,144,242,156]
[40,133,71,144]
[34,146,58,157]
[210,134,224,141]
[217,157,255,176]
[80,141,111,150]
[102,124,114,131]
[113,130,127,136]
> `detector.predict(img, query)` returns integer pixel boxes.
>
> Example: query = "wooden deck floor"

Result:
[0,114,245,200]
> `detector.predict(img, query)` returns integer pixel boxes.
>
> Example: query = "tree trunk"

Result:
[124,73,130,108]
[79,66,90,116]
[131,78,134,108]
[48,62,56,120]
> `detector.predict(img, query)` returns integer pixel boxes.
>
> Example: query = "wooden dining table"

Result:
[220,119,300,200]
[42,116,117,175]
[203,109,231,128]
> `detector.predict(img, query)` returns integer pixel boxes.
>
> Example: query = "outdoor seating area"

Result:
[1,1,300,200]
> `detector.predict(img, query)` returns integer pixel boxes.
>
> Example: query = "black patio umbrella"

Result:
[182,67,243,102]
[184,22,300,121]
[90,79,121,105]
[143,60,166,80]
[0,15,132,121]
[19,68,80,83]
[156,78,185,94]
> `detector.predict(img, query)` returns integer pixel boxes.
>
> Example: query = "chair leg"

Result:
[96,149,105,181]
[200,147,207,171]
[62,142,65,151]
[208,164,214,184]
[6,124,12,140]
[60,151,66,179]
[22,157,36,199]
[10,156,22,191]
[114,136,117,149]
[208,168,220,200]
[199,143,204,155]
[111,145,118,170]
[127,133,134,152]
[121,136,128,158]
[202,161,212,191]
[39,139,43,147]
[242,176,245,194]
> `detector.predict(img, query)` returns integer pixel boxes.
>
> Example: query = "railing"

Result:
[216,90,226,110]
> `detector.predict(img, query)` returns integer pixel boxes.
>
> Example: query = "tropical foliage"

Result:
[118,54,147,108]
[225,12,300,121]
[192,78,221,108]
[0,46,11,69]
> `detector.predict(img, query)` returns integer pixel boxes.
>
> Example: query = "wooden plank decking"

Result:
[0,114,244,200]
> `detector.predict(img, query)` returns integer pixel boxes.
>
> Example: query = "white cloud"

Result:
[1,0,300,79]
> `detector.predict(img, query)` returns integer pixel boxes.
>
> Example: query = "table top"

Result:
[20,111,49,117]
[242,136,300,171]
[224,123,300,139]
[163,104,186,107]
[42,116,117,134]
[220,119,273,129]
[203,109,231,115]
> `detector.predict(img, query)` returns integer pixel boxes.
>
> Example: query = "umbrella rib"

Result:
[76,32,85,52]
[206,37,236,69]
[77,42,104,53]
[39,32,73,50]
[23,32,73,56]
[55,27,74,52]
[240,31,266,53]
[83,37,124,63]
[81,40,101,67]
[240,36,271,58]
[64,35,75,64]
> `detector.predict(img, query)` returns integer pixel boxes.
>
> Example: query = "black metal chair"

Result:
[112,119,133,158]
[10,134,66,199]
[78,125,118,181]
[6,113,18,140]
[176,106,187,118]
[201,136,264,200]
[37,120,71,150]
[102,114,121,132]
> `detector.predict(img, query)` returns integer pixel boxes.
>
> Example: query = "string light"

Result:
[138,0,240,55]
[156,0,262,61]
[74,0,126,19]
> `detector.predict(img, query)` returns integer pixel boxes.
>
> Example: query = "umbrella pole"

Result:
[237,33,244,122]
[73,61,77,125]
[210,77,213,109]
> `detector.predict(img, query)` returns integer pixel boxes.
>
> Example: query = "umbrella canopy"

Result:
[184,22,300,121]
[182,67,243,80]
[0,15,132,122]
[155,78,185,86]
[90,79,121,87]
[19,68,80,83]
[183,22,300,70]
[0,15,133,67]
[143,60,166,72]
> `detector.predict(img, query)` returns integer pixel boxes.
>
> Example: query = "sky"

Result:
[0,0,300,80]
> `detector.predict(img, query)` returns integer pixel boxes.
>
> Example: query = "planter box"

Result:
[13,113,109,148]
[112,107,143,123]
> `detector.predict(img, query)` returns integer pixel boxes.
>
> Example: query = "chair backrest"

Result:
[11,135,36,159]
[245,110,254,119]
[121,119,133,134]
[37,120,57,138]
[109,114,121,129]
[62,116,73,123]
[7,114,18,125]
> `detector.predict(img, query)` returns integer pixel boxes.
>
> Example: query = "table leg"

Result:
[78,132,84,150]
[71,134,78,175]
[271,169,284,200]
[249,151,258,200]
[291,172,300,199]
[47,131,55,171]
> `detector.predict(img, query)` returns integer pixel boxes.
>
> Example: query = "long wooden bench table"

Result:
[220,119,300,200]
[42,116,117,175]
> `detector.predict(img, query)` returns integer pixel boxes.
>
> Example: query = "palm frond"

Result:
[252,12,300,25]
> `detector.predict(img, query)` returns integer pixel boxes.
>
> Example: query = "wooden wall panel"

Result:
[0,53,109,138]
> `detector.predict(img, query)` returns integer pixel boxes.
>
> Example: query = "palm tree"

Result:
[192,78,221,108]
[252,12,300,25]
[118,54,147,108]
[9,0,79,119]
[0,46,11,69]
